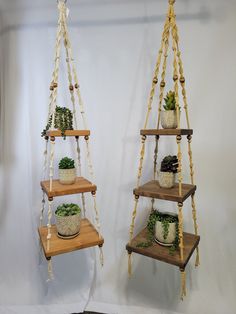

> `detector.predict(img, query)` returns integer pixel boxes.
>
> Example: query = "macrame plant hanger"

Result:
[39,0,104,280]
[126,0,200,300]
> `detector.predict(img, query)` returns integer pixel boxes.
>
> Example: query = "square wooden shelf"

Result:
[140,129,193,136]
[46,130,90,137]
[39,218,104,258]
[134,180,196,202]
[41,176,97,198]
[126,227,200,269]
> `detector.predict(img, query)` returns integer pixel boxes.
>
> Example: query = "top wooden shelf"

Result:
[134,180,196,202]
[140,129,193,136]
[46,130,90,137]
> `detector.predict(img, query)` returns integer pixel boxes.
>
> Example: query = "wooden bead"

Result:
[187,135,192,141]
[141,135,146,141]
[180,77,185,83]
[176,135,182,141]
[50,136,55,142]
[160,81,165,88]
[153,77,158,84]
[173,75,178,81]
[44,136,49,141]
[49,85,54,91]
[91,191,96,196]
[53,82,58,88]
[84,135,89,141]
[74,83,79,89]
[69,84,74,91]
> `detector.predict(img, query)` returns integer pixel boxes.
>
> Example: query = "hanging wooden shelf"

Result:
[140,129,193,136]
[134,180,196,202]
[41,177,97,198]
[46,130,90,137]
[126,227,200,269]
[39,218,104,258]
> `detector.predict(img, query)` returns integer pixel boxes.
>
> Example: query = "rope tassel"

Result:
[99,246,104,267]
[128,253,132,277]
[180,270,187,300]
[47,259,54,282]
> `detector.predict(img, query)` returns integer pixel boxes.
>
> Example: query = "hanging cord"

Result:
[128,12,173,276]
[75,137,86,217]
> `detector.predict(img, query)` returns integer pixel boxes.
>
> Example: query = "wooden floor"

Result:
[126,226,200,269]
[39,218,104,258]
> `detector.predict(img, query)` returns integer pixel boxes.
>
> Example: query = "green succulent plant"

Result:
[160,155,178,173]
[136,210,179,255]
[59,157,75,169]
[41,106,73,139]
[163,91,176,110]
[55,203,81,217]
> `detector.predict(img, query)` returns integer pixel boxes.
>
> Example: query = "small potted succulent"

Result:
[136,210,179,254]
[159,155,178,188]
[41,106,73,139]
[58,157,76,185]
[55,203,81,238]
[161,91,177,129]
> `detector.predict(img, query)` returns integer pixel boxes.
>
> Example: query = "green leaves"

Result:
[160,155,178,173]
[41,106,74,139]
[136,210,179,255]
[55,203,81,217]
[59,157,75,169]
[163,90,176,110]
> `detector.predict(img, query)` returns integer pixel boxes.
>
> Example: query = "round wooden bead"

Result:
[173,75,178,81]
[69,84,74,91]
[74,83,79,89]
[153,77,158,84]
[142,135,146,141]
[85,135,89,141]
[176,135,182,141]
[180,77,185,83]
[160,81,165,88]
[49,85,54,91]
[53,82,58,88]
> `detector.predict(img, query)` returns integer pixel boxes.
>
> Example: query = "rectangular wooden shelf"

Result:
[38,218,104,258]
[134,180,196,202]
[46,130,90,137]
[140,129,193,136]
[41,176,97,198]
[126,227,200,269]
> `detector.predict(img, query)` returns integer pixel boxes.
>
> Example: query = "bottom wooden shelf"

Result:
[39,218,104,259]
[126,227,200,269]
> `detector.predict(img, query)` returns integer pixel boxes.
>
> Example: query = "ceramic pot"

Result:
[155,219,177,246]
[55,212,81,238]
[159,171,175,188]
[59,168,76,185]
[161,110,177,129]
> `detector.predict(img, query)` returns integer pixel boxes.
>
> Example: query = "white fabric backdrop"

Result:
[0,0,236,313]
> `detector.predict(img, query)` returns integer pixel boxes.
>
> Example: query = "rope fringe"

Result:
[99,246,104,267]
[47,259,54,282]
[180,270,187,300]
[128,253,132,277]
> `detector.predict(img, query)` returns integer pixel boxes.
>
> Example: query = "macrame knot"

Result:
[169,0,175,4]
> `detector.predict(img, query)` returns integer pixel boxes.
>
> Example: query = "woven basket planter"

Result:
[59,168,76,185]
[55,212,81,238]
[161,111,177,129]
[159,171,175,188]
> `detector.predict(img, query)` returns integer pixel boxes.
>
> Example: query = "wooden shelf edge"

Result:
[46,130,91,137]
[140,129,193,136]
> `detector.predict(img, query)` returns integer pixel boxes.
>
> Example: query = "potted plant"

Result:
[161,90,177,129]
[41,106,73,139]
[59,157,76,185]
[137,210,179,253]
[55,203,81,238]
[159,155,178,188]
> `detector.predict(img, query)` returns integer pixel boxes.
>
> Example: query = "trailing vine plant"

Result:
[136,210,179,255]
[41,106,73,139]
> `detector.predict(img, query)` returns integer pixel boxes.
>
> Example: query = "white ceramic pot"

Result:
[155,219,177,246]
[161,110,177,129]
[59,168,76,185]
[159,171,175,188]
[55,212,81,237]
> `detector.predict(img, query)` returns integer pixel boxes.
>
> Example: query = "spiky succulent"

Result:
[59,157,75,169]
[160,155,178,173]
[163,91,176,110]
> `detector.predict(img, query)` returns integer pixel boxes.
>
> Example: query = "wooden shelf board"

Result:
[140,129,193,136]
[46,130,90,137]
[39,218,104,258]
[134,180,196,202]
[41,176,97,198]
[126,227,200,269]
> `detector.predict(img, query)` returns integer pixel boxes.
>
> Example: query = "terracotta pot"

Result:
[59,168,76,185]
[161,110,177,129]
[55,212,81,238]
[155,219,177,246]
[159,171,175,188]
